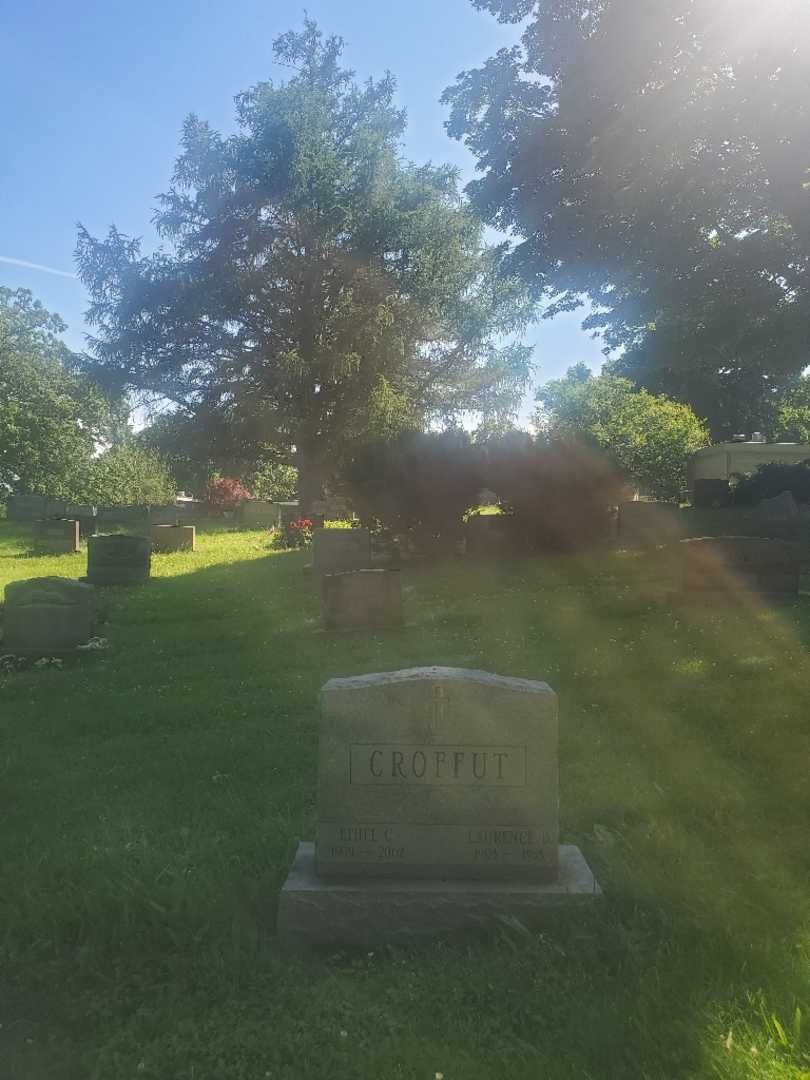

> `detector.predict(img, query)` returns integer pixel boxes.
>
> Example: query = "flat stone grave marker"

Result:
[312,527,371,574]
[151,524,196,552]
[86,534,151,585]
[3,577,96,655]
[277,667,599,948]
[321,569,401,630]
[32,519,81,554]
[680,536,800,597]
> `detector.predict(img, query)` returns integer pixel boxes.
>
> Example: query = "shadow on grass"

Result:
[1,542,809,1078]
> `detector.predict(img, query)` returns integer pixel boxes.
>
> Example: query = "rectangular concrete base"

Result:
[277,842,600,950]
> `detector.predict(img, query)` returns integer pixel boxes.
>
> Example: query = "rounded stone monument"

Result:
[3,577,96,655]
[86,534,151,585]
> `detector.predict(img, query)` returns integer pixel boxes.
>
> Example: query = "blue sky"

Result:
[2,0,605,420]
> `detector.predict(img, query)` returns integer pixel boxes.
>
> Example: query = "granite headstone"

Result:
[681,536,801,597]
[151,524,196,552]
[277,667,599,948]
[321,570,402,630]
[313,528,371,574]
[32,519,81,554]
[3,577,96,654]
[86,534,151,585]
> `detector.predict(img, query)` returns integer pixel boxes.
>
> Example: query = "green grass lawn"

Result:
[1,522,809,1079]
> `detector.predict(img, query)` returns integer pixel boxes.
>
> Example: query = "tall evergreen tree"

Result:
[77,21,533,508]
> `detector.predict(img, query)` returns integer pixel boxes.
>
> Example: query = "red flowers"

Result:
[205,477,251,508]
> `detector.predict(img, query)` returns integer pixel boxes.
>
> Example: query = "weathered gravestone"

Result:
[312,528,371,574]
[32,519,81,554]
[96,505,151,537]
[86,534,151,585]
[680,536,801,597]
[7,494,49,522]
[321,570,402,630]
[277,667,599,948]
[240,500,282,528]
[3,577,96,654]
[619,501,684,547]
[151,524,196,553]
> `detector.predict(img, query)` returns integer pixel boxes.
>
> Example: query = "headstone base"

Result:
[277,842,600,950]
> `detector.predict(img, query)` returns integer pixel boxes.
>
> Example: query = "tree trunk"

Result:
[295,448,324,518]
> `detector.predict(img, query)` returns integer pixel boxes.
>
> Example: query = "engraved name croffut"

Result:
[349,744,526,786]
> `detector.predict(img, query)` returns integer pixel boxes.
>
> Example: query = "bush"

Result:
[85,445,176,506]
[346,431,484,547]
[535,367,708,500]
[483,432,622,552]
[346,429,621,555]
[731,461,810,506]
[271,517,314,549]
[250,460,298,502]
[205,476,251,510]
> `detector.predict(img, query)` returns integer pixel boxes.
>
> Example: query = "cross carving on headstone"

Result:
[427,684,448,735]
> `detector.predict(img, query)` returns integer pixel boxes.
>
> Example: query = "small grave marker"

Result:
[32,519,81,554]
[321,569,401,630]
[3,577,96,655]
[312,528,371,574]
[86,534,151,585]
[151,524,196,552]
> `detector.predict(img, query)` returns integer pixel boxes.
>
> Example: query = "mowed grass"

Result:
[1,522,810,1080]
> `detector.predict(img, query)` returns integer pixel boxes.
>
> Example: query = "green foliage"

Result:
[535,367,709,500]
[349,424,624,550]
[731,461,810,506]
[482,429,622,551]
[0,287,108,501]
[249,458,298,502]
[346,430,484,543]
[270,516,314,550]
[773,377,810,444]
[138,411,216,496]
[444,0,810,436]
[77,20,533,509]
[84,444,176,506]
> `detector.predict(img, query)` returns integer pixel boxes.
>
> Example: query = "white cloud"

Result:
[0,255,77,280]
